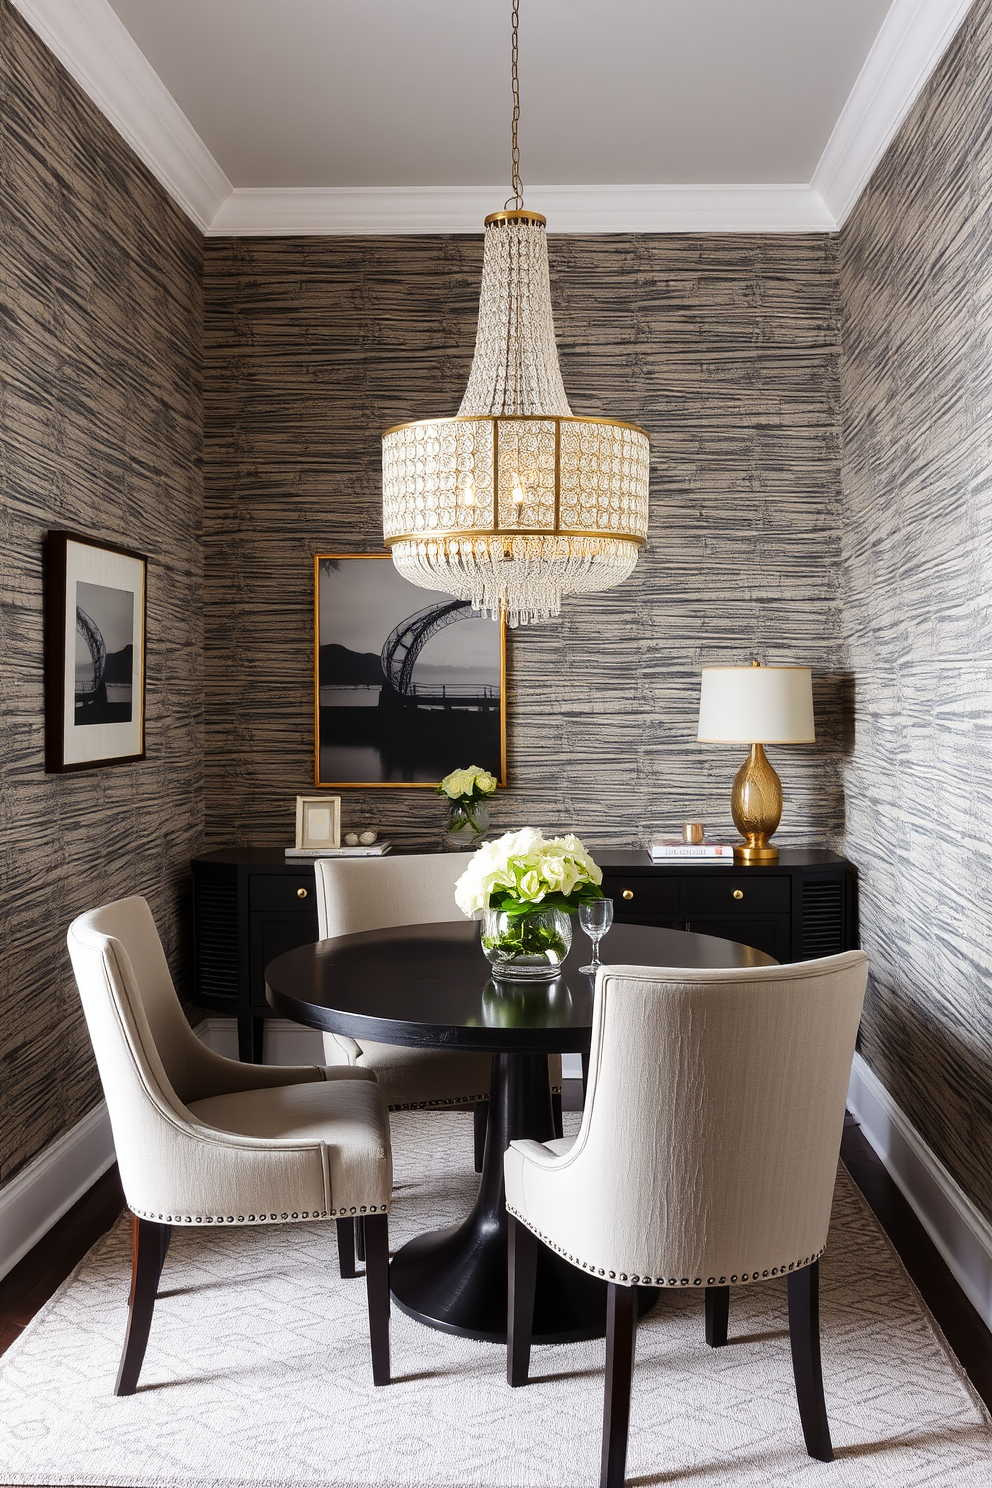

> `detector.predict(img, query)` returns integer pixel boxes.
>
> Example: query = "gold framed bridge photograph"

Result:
[314,553,506,788]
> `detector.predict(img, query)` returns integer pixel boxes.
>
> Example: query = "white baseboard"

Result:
[195,1016,326,1064]
[847,1051,992,1331]
[0,1101,115,1282]
[196,1018,585,1080]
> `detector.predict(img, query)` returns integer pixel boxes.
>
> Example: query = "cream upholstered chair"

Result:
[504,950,869,1488]
[67,896,393,1395]
[314,854,563,1172]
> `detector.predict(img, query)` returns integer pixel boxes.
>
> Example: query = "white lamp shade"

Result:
[697,666,815,744]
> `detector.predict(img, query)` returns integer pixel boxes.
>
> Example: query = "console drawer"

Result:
[601,875,680,918]
[685,875,790,915]
[248,872,316,912]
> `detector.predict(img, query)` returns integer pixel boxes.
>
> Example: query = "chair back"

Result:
[67,896,226,1208]
[314,853,466,939]
[534,952,867,1285]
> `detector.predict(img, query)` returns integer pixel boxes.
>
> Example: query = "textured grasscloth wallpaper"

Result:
[204,235,846,853]
[839,0,992,1221]
[0,0,204,1183]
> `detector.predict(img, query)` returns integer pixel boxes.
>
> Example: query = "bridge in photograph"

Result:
[381,600,499,711]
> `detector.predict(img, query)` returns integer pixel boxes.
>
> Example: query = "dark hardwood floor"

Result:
[840,1113,992,1410]
[1,1101,990,1417]
[0,1165,124,1356]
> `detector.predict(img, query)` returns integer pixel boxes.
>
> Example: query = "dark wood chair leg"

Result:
[336,1217,358,1279]
[705,1284,730,1347]
[601,1282,638,1488]
[507,1213,539,1386]
[115,1215,170,1396]
[551,1089,564,1139]
[355,1214,366,1264]
[473,1100,489,1173]
[363,1213,391,1386]
[788,1261,833,1462]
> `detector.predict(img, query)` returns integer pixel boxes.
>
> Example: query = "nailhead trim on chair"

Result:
[386,1086,560,1112]
[386,1093,490,1112]
[505,1203,824,1286]
[130,1203,389,1225]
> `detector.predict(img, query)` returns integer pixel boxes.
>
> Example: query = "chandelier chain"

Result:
[507,0,523,210]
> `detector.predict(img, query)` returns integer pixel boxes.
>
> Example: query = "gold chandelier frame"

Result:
[382,413,649,549]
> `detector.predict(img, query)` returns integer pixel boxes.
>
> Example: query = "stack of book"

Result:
[649,839,735,863]
[285,842,392,859]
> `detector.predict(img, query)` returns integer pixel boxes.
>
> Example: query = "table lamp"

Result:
[697,661,815,863]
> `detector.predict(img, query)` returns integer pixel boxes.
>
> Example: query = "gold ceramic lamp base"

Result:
[731,743,783,863]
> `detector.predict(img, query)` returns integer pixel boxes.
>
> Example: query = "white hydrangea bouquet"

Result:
[437,765,498,847]
[455,827,605,978]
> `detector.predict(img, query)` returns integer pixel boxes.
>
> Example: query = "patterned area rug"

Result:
[0,1110,990,1488]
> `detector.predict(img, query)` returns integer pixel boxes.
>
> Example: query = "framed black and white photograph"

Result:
[45,531,146,773]
[314,553,506,788]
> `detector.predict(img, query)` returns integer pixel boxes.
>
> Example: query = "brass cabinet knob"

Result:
[622,889,634,900]
[297,887,308,899]
[733,889,744,900]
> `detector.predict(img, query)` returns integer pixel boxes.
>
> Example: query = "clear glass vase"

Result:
[480,906,572,981]
[442,799,491,851]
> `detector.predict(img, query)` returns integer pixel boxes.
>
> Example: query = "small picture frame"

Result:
[295,795,342,850]
[45,531,147,773]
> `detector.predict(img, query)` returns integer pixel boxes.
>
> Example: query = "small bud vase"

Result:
[443,800,491,851]
[480,906,572,981]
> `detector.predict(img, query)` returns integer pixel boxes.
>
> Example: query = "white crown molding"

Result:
[0,1100,114,1282]
[10,0,975,237]
[813,0,976,228]
[9,0,230,232]
[848,1052,992,1331]
[209,184,836,237]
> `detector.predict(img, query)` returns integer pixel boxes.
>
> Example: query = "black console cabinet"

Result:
[192,846,856,1064]
[597,849,857,964]
[193,850,319,1061]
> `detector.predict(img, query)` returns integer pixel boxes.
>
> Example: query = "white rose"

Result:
[517,869,546,903]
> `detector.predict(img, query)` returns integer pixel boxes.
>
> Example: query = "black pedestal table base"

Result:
[264,920,771,1344]
[389,1051,655,1343]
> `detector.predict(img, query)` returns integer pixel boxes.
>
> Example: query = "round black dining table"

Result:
[265,919,774,1344]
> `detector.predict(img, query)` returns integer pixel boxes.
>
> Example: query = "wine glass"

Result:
[579,898,614,974]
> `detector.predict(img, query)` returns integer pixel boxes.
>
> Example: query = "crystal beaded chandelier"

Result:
[382,0,650,627]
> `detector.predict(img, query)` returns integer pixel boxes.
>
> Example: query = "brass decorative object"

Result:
[730,743,785,863]
[697,661,815,865]
[381,0,649,627]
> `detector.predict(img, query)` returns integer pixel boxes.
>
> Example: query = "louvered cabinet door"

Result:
[192,864,239,1012]
[798,876,849,961]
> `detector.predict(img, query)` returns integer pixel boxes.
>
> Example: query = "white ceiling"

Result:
[104,0,889,189]
[12,0,976,233]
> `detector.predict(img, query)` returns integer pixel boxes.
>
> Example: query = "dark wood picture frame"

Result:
[45,530,147,773]
[314,553,507,788]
